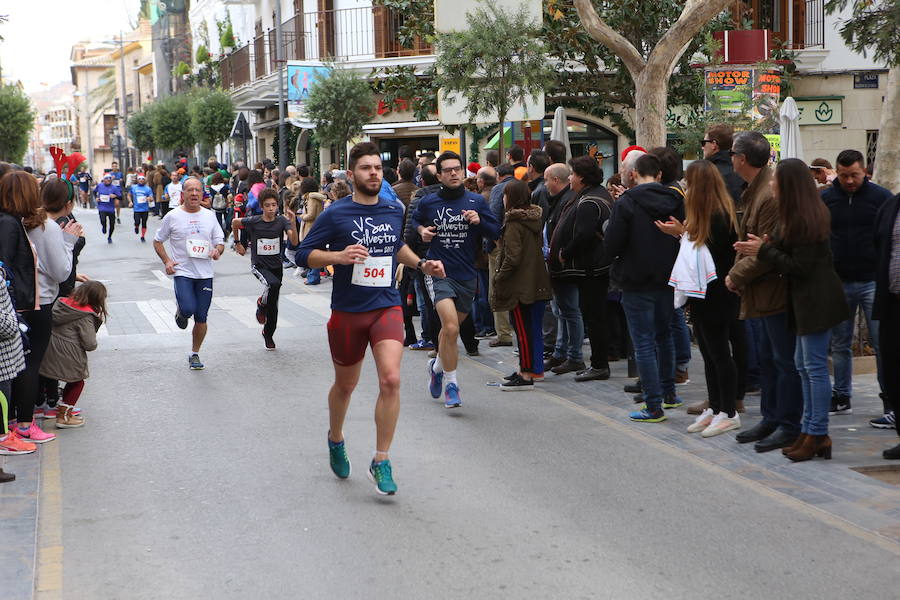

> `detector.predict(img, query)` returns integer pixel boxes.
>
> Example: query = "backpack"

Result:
[212,191,227,210]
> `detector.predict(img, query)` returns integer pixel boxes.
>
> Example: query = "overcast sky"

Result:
[0,0,141,93]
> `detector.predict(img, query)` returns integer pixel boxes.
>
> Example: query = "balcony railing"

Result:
[219,6,433,90]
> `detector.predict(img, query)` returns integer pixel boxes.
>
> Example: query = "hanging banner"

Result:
[704,66,781,121]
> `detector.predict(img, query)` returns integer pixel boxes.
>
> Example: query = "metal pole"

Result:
[83,92,94,172]
[118,32,130,172]
[275,0,288,167]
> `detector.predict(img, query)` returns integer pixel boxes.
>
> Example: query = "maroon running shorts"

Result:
[327,306,404,366]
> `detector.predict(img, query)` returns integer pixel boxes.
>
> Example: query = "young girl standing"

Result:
[39,281,108,428]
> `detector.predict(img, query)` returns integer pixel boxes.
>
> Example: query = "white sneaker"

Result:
[687,408,714,433]
[701,412,741,438]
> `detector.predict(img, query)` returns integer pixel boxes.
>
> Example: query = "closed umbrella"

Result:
[550,106,571,161]
[779,97,803,160]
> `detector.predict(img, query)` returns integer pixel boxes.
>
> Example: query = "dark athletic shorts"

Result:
[327,306,404,366]
[425,275,476,315]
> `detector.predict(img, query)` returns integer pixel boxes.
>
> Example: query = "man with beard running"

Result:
[297,142,445,495]
[412,151,501,409]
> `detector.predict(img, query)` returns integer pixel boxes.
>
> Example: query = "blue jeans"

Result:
[757,312,803,432]
[551,280,584,362]
[622,289,675,410]
[795,330,832,435]
[414,273,431,342]
[306,267,321,285]
[830,280,883,397]
[672,306,692,370]
[744,318,762,388]
[473,268,494,333]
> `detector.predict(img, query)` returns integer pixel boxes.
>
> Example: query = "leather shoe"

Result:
[735,420,777,444]
[575,367,610,382]
[624,380,642,394]
[543,356,564,371]
[489,339,513,347]
[754,428,799,453]
[686,400,709,415]
[551,359,586,375]
[884,443,900,460]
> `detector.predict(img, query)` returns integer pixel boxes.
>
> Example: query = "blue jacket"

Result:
[822,178,893,282]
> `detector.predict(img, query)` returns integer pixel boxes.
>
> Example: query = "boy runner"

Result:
[129,174,153,242]
[296,142,445,495]
[153,177,225,370]
[412,151,501,408]
[94,173,121,244]
[232,188,299,349]
[109,162,124,223]
[165,171,184,209]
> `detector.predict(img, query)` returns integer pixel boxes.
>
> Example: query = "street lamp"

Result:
[73,90,94,171]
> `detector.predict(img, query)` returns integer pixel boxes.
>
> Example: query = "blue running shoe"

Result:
[367,459,397,495]
[663,392,683,409]
[630,407,666,422]
[409,339,434,351]
[328,434,351,479]
[428,358,443,399]
[188,353,204,370]
[444,383,461,409]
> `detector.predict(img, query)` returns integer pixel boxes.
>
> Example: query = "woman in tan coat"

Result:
[298,177,328,285]
[491,179,552,390]
[39,281,107,428]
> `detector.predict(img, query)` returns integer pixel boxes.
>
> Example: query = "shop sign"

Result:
[796,99,842,126]
[853,73,879,89]
[440,138,460,153]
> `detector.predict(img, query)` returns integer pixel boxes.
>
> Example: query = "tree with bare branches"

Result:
[573,0,733,149]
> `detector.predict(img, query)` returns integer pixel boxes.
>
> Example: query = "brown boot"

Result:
[686,400,709,415]
[782,433,809,456]
[785,434,831,462]
[0,468,14,483]
[56,405,85,429]
[735,398,745,414]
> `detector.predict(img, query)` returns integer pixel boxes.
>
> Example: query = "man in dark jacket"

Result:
[604,153,685,422]
[404,163,441,350]
[703,123,745,209]
[873,192,900,457]
[822,149,893,423]
[549,156,613,382]
[526,150,551,223]
[485,164,516,346]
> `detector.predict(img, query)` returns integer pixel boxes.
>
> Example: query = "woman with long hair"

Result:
[659,160,742,437]
[736,158,849,461]
[1,172,83,445]
[491,179,553,390]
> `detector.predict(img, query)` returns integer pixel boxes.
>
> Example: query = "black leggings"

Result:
[100,211,115,237]
[252,265,283,337]
[134,211,149,231]
[11,304,54,424]
[692,308,739,417]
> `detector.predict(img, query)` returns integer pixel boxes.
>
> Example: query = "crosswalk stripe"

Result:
[284,293,332,319]
[136,299,179,334]
[212,296,294,329]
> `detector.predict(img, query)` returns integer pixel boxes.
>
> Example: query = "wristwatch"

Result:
[417,258,427,271]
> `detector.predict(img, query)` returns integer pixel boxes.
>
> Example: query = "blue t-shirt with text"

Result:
[130,184,153,212]
[296,196,406,313]
[94,182,120,213]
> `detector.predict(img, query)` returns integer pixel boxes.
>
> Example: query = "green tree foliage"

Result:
[0,84,35,163]
[434,1,552,158]
[128,104,156,152]
[369,64,437,122]
[189,89,235,147]
[304,67,374,166]
[151,94,194,151]
[826,0,900,65]
[372,0,435,48]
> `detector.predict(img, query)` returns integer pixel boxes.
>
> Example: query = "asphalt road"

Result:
[37,206,900,599]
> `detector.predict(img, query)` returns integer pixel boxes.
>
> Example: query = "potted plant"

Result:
[173,61,191,80]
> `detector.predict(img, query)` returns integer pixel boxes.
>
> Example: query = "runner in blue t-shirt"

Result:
[108,162,124,224]
[411,150,501,409]
[94,172,122,243]
[76,168,93,208]
[129,174,154,242]
[297,141,445,496]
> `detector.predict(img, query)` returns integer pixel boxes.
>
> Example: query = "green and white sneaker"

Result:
[367,459,397,495]
[328,434,351,479]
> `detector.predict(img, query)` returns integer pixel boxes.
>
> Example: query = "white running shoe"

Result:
[701,412,741,438]
[687,408,714,433]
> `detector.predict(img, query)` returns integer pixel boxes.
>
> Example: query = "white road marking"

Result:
[284,293,332,319]
[136,299,179,333]
[212,296,294,329]
[146,270,172,289]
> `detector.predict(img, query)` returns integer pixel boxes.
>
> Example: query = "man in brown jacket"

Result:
[726,132,802,452]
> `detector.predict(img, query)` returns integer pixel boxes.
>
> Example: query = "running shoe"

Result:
[629,407,667,423]
[328,435,351,479]
[134,225,139,234]
[141,237,146,243]
[16,422,56,444]
[870,412,896,429]
[174,309,188,330]
[33,407,45,420]
[663,392,683,409]
[428,358,443,399]
[256,297,267,325]
[701,412,741,438]
[503,372,544,383]
[101,224,107,234]
[263,333,276,351]
[188,354,204,370]
[444,383,462,409]
[367,459,397,495]
[409,339,434,351]
[44,406,58,419]
[0,432,36,455]
[116,217,121,224]
[828,391,852,415]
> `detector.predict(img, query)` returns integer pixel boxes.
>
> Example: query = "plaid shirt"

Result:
[0,278,25,382]
[890,210,900,295]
